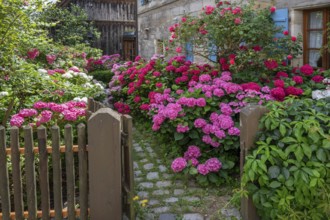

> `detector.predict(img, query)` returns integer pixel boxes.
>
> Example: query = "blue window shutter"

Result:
[271,8,289,38]
[185,42,194,62]
[141,0,145,6]
[208,43,217,62]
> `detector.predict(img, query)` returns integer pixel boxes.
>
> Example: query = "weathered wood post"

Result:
[88,108,122,219]
[240,104,268,220]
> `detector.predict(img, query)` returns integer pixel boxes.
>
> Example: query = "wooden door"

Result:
[123,39,136,61]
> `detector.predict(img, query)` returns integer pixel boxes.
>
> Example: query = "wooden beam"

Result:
[4,145,86,155]
[0,209,90,220]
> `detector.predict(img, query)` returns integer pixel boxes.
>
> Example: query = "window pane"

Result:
[309,11,323,29]
[309,31,323,48]
[308,50,322,67]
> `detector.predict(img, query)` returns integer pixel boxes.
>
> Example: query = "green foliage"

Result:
[240,97,330,219]
[38,3,100,46]
[88,69,113,85]
[0,0,49,75]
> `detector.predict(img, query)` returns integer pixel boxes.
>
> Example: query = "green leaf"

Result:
[281,137,297,143]
[269,181,281,188]
[294,146,304,162]
[322,139,330,149]
[174,132,184,141]
[279,124,286,136]
[316,148,326,162]
[268,166,280,179]
[208,173,219,184]
[310,178,317,187]
[188,130,199,139]
[302,144,312,159]
[189,167,198,175]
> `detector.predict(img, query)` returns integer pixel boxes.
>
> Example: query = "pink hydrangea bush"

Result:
[10,100,87,127]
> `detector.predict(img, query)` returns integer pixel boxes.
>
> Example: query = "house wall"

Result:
[63,0,137,55]
[137,0,215,60]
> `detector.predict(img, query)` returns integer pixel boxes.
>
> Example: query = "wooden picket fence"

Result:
[0,98,134,220]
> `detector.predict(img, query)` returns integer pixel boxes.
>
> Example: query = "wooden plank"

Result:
[24,126,37,220]
[10,126,24,220]
[37,126,50,220]
[51,125,63,220]
[4,145,81,155]
[64,124,75,220]
[0,126,11,220]
[0,208,90,220]
[88,108,122,219]
[78,123,88,220]
[122,115,135,220]
[88,98,95,113]
[240,105,267,220]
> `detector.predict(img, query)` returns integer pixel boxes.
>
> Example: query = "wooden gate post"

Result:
[88,108,122,220]
[240,104,268,220]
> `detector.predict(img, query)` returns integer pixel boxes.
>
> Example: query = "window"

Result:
[303,8,330,68]
[141,0,150,6]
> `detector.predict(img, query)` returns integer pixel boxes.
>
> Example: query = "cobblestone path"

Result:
[132,130,241,220]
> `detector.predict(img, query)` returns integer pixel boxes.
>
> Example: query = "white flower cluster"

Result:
[0,91,9,98]
[312,90,330,100]
[73,97,88,103]
[62,70,93,80]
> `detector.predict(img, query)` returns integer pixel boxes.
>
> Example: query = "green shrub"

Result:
[88,69,113,85]
[240,97,330,219]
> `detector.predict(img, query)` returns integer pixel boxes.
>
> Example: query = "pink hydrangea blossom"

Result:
[177,124,190,133]
[292,76,303,84]
[190,158,199,167]
[184,145,201,159]
[205,158,222,172]
[300,64,314,76]
[311,75,324,83]
[61,110,78,121]
[194,118,207,128]
[197,164,209,175]
[196,98,206,107]
[204,5,215,15]
[171,157,187,172]
[10,114,25,127]
[33,101,48,109]
[214,130,226,139]
[220,103,233,115]
[228,127,240,136]
[39,110,53,123]
[218,114,234,130]
[19,109,38,118]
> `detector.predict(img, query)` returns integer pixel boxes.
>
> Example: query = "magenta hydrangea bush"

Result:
[10,100,87,127]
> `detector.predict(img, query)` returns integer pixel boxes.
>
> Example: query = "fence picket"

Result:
[78,124,88,220]
[24,126,37,220]
[122,115,134,220]
[88,108,122,219]
[0,126,10,220]
[37,126,50,220]
[10,127,24,220]
[64,124,75,220]
[51,125,63,220]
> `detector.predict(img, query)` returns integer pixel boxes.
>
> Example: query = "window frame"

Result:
[303,8,330,69]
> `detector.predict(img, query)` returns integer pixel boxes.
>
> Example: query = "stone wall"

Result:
[137,0,214,59]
